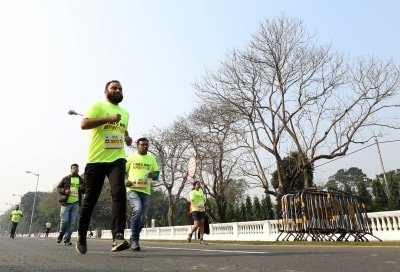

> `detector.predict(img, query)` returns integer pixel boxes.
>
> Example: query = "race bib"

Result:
[70,187,78,197]
[130,178,152,188]
[104,134,124,149]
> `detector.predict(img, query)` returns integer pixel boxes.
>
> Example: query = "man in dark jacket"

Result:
[56,163,85,245]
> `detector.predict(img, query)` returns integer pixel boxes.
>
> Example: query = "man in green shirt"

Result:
[45,222,51,238]
[9,205,23,239]
[57,163,84,245]
[125,137,159,251]
[76,80,133,254]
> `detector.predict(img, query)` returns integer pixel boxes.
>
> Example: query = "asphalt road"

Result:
[0,236,399,272]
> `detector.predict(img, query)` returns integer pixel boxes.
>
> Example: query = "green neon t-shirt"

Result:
[190,189,205,212]
[85,101,130,163]
[66,176,80,204]
[126,152,159,195]
[10,210,23,223]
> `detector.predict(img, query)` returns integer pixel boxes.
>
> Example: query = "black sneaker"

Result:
[111,233,129,252]
[57,233,64,243]
[76,240,87,254]
[64,239,72,246]
[130,239,140,251]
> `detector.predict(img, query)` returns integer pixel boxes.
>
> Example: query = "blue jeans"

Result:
[60,202,79,240]
[127,190,150,241]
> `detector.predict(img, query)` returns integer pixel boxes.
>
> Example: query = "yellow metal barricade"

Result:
[276,189,381,242]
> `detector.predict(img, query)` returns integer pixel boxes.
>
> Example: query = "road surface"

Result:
[0,236,399,272]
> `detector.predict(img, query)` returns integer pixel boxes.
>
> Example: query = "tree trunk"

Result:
[216,198,226,223]
[303,168,310,188]
[276,158,285,194]
[167,189,175,226]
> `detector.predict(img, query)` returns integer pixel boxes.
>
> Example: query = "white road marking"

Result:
[143,246,269,254]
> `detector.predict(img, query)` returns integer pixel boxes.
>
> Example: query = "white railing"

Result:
[38,210,399,241]
[97,210,400,242]
[368,210,400,241]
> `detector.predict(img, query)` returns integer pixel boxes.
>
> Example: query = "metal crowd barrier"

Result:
[276,188,381,242]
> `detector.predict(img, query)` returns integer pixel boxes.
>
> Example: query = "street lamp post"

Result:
[26,171,40,237]
[68,109,83,116]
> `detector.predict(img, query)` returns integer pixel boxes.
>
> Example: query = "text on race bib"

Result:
[104,134,124,149]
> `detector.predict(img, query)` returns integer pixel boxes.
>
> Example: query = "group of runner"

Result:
[9,80,207,254]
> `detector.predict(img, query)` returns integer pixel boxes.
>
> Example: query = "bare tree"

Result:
[195,15,400,192]
[274,52,400,188]
[183,104,248,222]
[148,123,192,226]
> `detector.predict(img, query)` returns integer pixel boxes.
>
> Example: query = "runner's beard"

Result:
[107,92,123,104]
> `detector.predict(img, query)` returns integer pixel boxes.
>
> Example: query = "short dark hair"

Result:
[192,181,200,189]
[71,163,79,169]
[136,137,149,145]
[105,80,120,91]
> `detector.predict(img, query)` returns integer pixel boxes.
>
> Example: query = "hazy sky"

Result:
[1,0,399,213]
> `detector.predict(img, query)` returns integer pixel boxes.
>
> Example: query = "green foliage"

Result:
[324,167,373,209]
[357,180,372,211]
[324,179,338,190]
[203,178,248,223]
[19,191,47,234]
[261,194,275,220]
[238,202,247,222]
[224,179,248,205]
[216,178,248,223]
[245,196,253,220]
[36,189,60,232]
[173,197,192,226]
[371,179,388,211]
[327,167,371,191]
[343,183,353,194]
[386,170,400,210]
[231,194,275,222]
[225,202,238,222]
[271,151,314,194]
[146,189,169,227]
[252,196,263,220]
